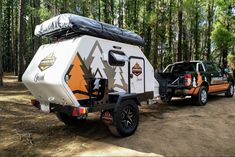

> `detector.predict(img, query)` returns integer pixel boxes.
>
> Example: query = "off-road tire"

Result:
[195,86,208,106]
[225,83,234,97]
[108,100,139,137]
[56,112,86,127]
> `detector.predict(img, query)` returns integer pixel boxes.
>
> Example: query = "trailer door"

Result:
[129,57,145,94]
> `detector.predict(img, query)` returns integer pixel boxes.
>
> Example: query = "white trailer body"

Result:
[22,14,160,137]
[23,35,159,108]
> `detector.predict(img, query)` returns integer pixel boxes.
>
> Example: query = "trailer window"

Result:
[108,50,127,66]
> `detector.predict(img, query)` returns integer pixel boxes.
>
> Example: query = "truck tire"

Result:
[195,86,208,106]
[225,83,234,97]
[56,112,86,127]
[160,95,172,103]
[108,100,139,137]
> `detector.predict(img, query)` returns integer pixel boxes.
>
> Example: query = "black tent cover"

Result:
[35,14,144,46]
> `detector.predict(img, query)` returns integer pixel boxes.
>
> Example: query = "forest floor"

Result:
[0,74,235,157]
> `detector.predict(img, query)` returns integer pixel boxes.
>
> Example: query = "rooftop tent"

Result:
[35,14,144,46]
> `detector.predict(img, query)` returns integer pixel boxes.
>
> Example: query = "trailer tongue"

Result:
[23,14,159,137]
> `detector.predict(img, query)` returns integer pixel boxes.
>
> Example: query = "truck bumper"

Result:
[174,87,199,96]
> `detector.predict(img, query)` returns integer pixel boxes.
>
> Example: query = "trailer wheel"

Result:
[56,112,86,127]
[225,83,234,97]
[108,100,139,137]
[195,86,208,106]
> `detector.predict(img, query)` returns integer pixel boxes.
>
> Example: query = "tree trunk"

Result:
[4,0,13,72]
[54,0,58,15]
[189,20,193,60]
[0,0,3,86]
[194,0,200,60]
[206,0,214,61]
[125,0,130,27]
[14,4,18,76]
[141,0,146,37]
[133,0,138,31]
[118,0,123,28]
[144,0,153,59]
[110,0,114,25]
[177,0,183,61]
[152,1,159,70]
[183,24,189,61]
[168,0,173,63]
[11,0,16,74]
[33,0,41,54]
[103,0,110,23]
[222,4,232,68]
[18,0,26,82]
[98,0,101,21]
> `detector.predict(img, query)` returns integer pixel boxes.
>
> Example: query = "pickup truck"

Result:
[155,61,234,105]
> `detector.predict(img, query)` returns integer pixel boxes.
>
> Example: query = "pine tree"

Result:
[113,67,126,92]
[67,55,89,100]
[114,67,123,86]
[90,45,107,78]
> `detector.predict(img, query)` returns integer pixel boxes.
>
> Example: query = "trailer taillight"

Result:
[184,74,192,87]
[31,99,40,109]
[72,107,88,116]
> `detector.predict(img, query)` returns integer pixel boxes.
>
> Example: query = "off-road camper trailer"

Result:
[23,14,160,137]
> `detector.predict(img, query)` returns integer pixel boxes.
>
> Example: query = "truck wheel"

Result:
[196,86,208,106]
[56,112,86,127]
[160,95,172,103]
[225,83,234,97]
[108,100,139,137]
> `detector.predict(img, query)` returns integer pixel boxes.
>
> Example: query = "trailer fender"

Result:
[116,94,141,107]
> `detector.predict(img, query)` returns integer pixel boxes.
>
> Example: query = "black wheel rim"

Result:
[121,105,136,129]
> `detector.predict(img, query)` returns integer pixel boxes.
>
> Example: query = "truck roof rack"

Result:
[35,14,144,46]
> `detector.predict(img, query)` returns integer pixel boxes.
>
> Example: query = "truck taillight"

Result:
[184,74,192,87]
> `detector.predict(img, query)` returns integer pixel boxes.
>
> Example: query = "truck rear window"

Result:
[172,63,196,73]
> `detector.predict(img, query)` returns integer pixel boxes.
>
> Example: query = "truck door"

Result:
[205,63,229,92]
[129,57,145,94]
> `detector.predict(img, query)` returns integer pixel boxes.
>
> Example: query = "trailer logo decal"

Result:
[34,73,45,82]
[132,63,142,76]
[38,53,56,71]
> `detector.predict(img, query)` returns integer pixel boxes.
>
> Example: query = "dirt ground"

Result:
[1,74,235,157]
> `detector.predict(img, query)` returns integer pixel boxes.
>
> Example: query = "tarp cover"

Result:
[35,14,144,46]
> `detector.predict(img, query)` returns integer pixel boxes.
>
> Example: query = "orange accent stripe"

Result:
[208,84,229,93]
